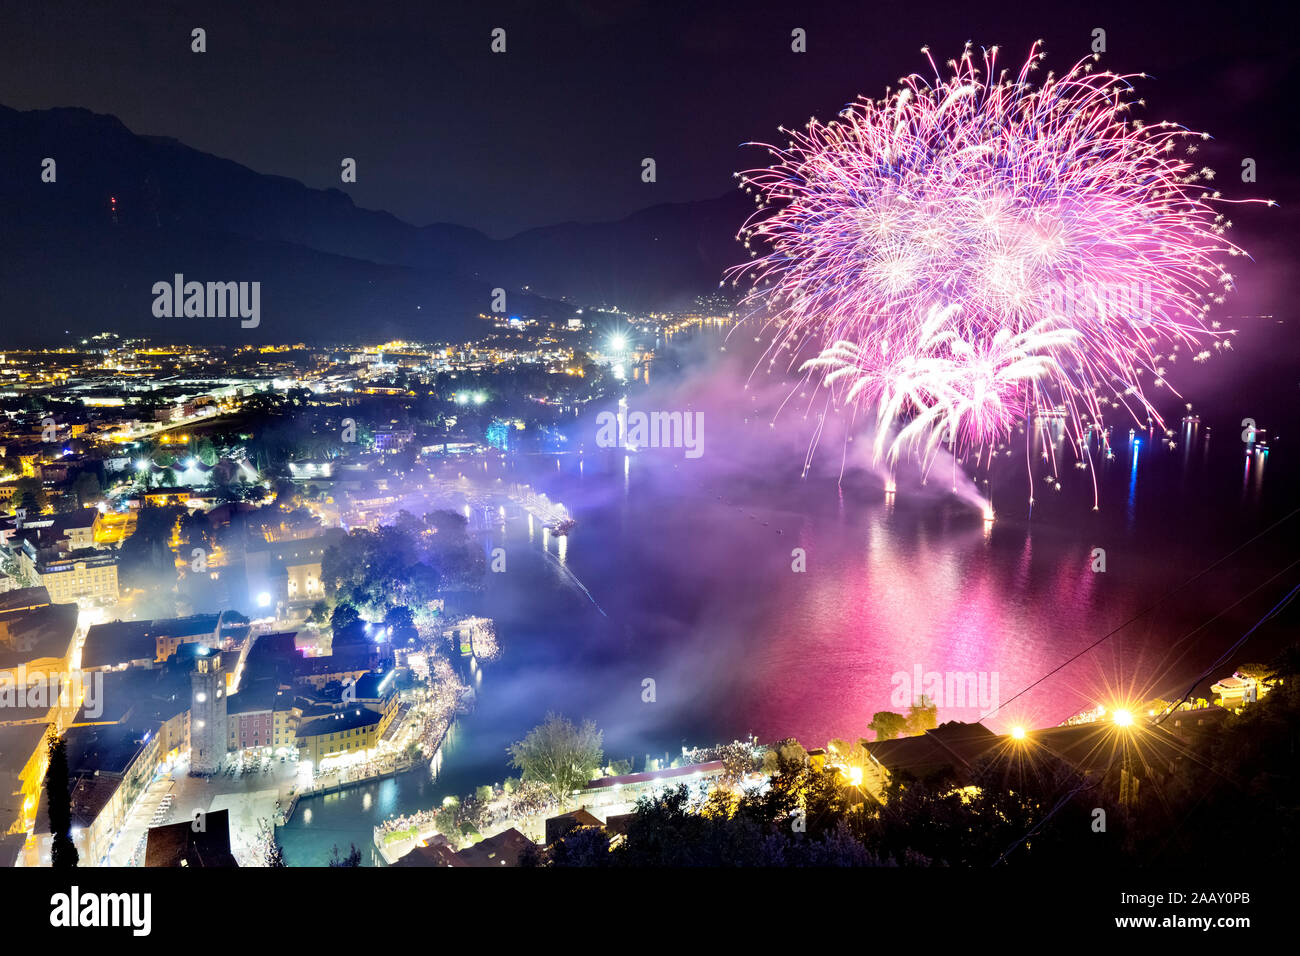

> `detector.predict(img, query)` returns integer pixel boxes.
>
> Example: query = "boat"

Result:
[549,517,577,535]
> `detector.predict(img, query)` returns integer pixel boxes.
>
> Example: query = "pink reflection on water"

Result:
[738,501,1123,749]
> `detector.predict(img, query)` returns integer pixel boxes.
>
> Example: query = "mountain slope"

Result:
[0,105,748,344]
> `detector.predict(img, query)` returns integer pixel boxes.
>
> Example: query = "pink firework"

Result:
[730,41,1267,481]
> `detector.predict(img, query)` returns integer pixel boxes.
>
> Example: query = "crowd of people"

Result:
[378,807,440,838]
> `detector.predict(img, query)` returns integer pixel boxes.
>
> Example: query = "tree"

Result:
[384,605,415,632]
[869,711,908,741]
[904,696,938,736]
[13,477,47,514]
[117,504,183,598]
[328,843,363,867]
[45,732,78,868]
[867,751,1129,867]
[1137,645,1300,866]
[305,600,330,625]
[508,712,603,807]
[196,437,218,467]
[550,826,612,866]
[178,510,211,551]
[72,471,101,508]
[1235,662,1275,686]
[434,805,459,842]
[330,601,362,634]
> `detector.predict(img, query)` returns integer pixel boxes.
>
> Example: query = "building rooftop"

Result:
[78,666,190,725]
[82,614,220,669]
[545,808,603,845]
[145,808,239,867]
[0,722,51,776]
[226,678,281,715]
[864,722,1003,783]
[0,585,51,616]
[0,601,78,671]
[296,706,381,739]
[455,827,535,867]
[63,722,155,777]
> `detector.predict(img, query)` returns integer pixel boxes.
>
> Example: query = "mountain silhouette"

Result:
[0,105,749,345]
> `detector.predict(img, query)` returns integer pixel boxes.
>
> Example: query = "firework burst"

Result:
[730,41,1267,493]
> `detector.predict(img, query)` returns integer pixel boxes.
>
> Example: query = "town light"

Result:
[608,333,628,353]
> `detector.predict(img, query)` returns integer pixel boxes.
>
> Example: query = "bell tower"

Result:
[190,648,227,774]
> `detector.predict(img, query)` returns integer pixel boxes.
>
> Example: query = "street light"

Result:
[1010,726,1026,740]
[1112,708,1134,728]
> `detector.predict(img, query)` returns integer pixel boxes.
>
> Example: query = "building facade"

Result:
[189,649,227,773]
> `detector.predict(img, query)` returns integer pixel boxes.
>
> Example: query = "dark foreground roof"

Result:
[454,828,534,867]
[864,721,1003,782]
[145,808,239,867]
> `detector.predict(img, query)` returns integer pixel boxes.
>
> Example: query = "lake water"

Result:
[279,323,1300,865]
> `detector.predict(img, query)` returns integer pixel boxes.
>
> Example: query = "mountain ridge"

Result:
[0,104,748,345]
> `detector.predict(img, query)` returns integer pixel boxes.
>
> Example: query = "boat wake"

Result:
[540,545,608,618]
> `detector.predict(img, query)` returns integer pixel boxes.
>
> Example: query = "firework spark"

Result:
[730,41,1267,494]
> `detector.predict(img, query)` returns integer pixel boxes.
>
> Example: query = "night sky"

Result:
[1,0,1297,236]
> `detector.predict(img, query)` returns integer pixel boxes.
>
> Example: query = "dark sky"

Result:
[1,0,1296,236]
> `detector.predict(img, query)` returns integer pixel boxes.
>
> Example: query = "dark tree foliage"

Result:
[868,712,907,741]
[1135,645,1300,865]
[318,510,484,618]
[867,754,1130,867]
[549,826,612,867]
[45,732,78,869]
[13,476,47,513]
[330,601,362,634]
[117,504,184,591]
[328,843,363,867]
[536,735,1143,867]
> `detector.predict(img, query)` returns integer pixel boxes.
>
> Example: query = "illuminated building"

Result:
[190,648,227,774]
[18,541,119,606]
[81,615,222,671]
[92,510,137,547]
[294,706,384,764]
